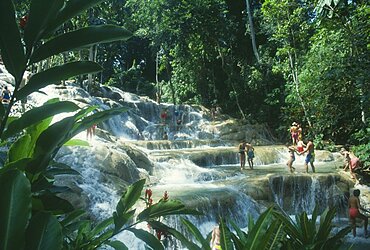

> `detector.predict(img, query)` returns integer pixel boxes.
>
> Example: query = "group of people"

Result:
[238,141,255,170]
[286,138,315,174]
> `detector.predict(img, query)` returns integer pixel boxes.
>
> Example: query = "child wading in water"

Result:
[286,143,297,173]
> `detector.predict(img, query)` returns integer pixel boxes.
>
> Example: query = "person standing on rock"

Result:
[349,189,369,238]
[238,141,246,170]
[246,142,255,169]
[299,139,315,173]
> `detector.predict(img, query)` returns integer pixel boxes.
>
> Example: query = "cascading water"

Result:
[18,82,366,248]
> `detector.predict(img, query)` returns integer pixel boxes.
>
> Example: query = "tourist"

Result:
[290,122,298,145]
[349,155,361,180]
[210,225,221,250]
[246,142,255,170]
[299,139,315,173]
[286,143,297,173]
[1,86,11,104]
[296,139,306,153]
[297,123,303,140]
[163,131,168,140]
[348,189,369,238]
[238,141,246,170]
[86,124,96,140]
[340,148,351,171]
[160,108,167,125]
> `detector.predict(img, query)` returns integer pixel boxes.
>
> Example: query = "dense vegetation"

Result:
[0,0,366,249]
[11,0,369,161]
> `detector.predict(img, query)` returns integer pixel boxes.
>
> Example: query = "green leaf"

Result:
[181,218,210,250]
[106,240,128,250]
[45,164,80,177]
[137,200,201,221]
[60,210,86,227]
[246,207,273,249]
[0,104,5,121]
[230,219,247,243]
[8,134,32,163]
[43,0,106,36]
[149,221,201,250]
[0,0,25,82]
[64,139,90,147]
[0,170,32,250]
[24,0,64,52]
[25,212,62,250]
[90,217,114,238]
[2,101,80,139]
[16,61,103,100]
[36,194,74,214]
[113,210,135,234]
[127,228,164,250]
[31,25,132,63]
[0,158,32,174]
[116,179,145,215]
[219,219,233,250]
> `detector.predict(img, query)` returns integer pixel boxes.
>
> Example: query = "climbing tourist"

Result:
[340,148,351,171]
[1,86,11,104]
[349,155,361,180]
[349,189,369,238]
[286,143,297,173]
[238,141,246,170]
[210,225,221,250]
[246,142,255,170]
[163,131,168,140]
[290,122,298,145]
[299,139,315,173]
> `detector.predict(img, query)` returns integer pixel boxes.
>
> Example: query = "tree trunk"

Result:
[288,51,312,128]
[245,0,260,62]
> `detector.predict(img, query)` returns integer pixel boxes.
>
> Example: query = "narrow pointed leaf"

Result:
[0,170,32,250]
[24,0,64,52]
[181,218,210,249]
[60,210,86,227]
[230,219,247,243]
[106,240,128,250]
[2,101,79,139]
[137,200,201,221]
[149,221,201,250]
[90,217,114,238]
[113,210,135,233]
[16,61,103,100]
[31,25,132,63]
[64,139,89,147]
[25,212,62,250]
[127,228,164,250]
[0,0,25,82]
[219,220,233,250]
[246,207,273,249]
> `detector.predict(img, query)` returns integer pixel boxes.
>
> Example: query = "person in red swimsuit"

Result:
[348,189,369,237]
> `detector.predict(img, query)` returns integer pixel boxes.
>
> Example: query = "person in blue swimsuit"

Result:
[1,86,11,104]
[246,142,255,169]
[300,139,315,173]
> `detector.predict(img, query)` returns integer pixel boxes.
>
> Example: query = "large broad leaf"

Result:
[0,0,25,82]
[219,219,233,250]
[8,134,32,163]
[16,61,103,100]
[45,162,80,178]
[0,170,32,250]
[116,179,145,215]
[43,0,106,36]
[127,228,164,250]
[30,25,132,63]
[24,0,64,53]
[137,200,202,221]
[25,212,62,250]
[181,218,210,250]
[113,210,135,234]
[2,101,80,139]
[35,193,74,215]
[148,221,201,250]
